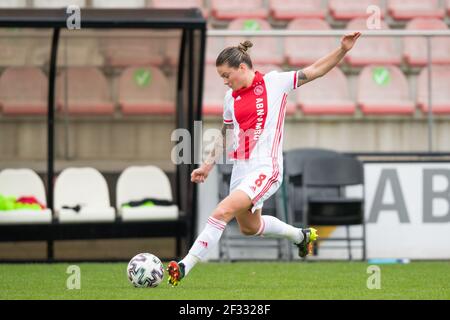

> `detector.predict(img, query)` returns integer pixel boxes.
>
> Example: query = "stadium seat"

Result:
[56,67,114,115]
[417,66,450,114]
[116,166,178,222]
[211,0,268,20]
[269,0,325,20]
[0,168,52,224]
[165,30,204,66]
[58,31,104,66]
[12,29,53,67]
[296,67,355,115]
[100,30,165,67]
[0,28,32,66]
[329,0,384,21]
[447,0,450,15]
[403,18,450,67]
[284,148,340,232]
[0,0,26,7]
[118,66,174,115]
[357,65,415,114]
[0,29,52,67]
[151,0,208,18]
[0,67,48,115]
[54,167,115,223]
[92,0,145,8]
[254,64,296,115]
[206,25,225,64]
[387,0,444,20]
[284,18,336,67]
[33,0,86,7]
[226,18,283,65]
[345,18,401,66]
[284,148,366,261]
[203,64,229,116]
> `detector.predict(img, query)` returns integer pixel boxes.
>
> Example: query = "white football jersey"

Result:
[223,70,298,162]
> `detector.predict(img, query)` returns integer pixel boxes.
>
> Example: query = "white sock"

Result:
[179,254,200,276]
[256,215,304,244]
[180,216,226,276]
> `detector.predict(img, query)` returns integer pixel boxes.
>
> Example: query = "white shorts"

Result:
[229,158,283,213]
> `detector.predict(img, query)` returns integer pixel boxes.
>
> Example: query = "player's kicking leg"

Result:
[235,208,319,258]
[167,190,252,287]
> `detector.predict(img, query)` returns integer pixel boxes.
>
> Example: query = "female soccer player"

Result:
[168,31,361,286]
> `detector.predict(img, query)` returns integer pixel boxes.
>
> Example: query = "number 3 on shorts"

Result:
[254,174,267,187]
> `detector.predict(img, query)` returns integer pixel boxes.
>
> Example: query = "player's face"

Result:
[217,63,247,91]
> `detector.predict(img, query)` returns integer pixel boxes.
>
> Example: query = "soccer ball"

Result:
[127,253,164,288]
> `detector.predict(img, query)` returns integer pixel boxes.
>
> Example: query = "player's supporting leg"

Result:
[235,210,318,258]
[167,190,252,286]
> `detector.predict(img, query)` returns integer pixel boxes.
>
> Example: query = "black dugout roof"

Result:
[0,8,206,28]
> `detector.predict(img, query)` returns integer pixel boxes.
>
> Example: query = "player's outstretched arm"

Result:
[191,123,233,184]
[296,31,361,87]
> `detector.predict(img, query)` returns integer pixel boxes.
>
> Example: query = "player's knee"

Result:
[211,205,234,222]
[239,225,259,236]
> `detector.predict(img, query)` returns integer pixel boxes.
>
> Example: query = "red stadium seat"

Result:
[1,29,53,67]
[0,0,26,7]
[211,0,268,20]
[0,67,48,115]
[203,64,228,116]
[387,0,444,20]
[403,18,450,67]
[57,67,114,115]
[0,28,32,66]
[269,0,325,20]
[284,18,336,67]
[417,66,450,114]
[329,0,384,21]
[254,64,296,115]
[118,66,174,115]
[345,18,401,66]
[151,0,208,18]
[100,30,164,67]
[33,0,86,7]
[162,30,184,66]
[58,31,104,66]
[92,0,145,8]
[357,65,415,114]
[226,18,283,65]
[296,67,355,115]
[206,24,225,64]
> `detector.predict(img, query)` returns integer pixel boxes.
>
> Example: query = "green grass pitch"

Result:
[0,261,449,300]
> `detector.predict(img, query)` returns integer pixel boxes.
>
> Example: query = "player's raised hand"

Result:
[191,166,210,183]
[341,31,361,52]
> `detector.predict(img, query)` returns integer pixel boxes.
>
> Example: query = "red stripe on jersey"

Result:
[252,94,287,204]
[230,71,268,160]
[293,70,297,89]
[271,94,287,158]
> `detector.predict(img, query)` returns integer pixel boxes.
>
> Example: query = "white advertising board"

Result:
[364,163,450,259]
